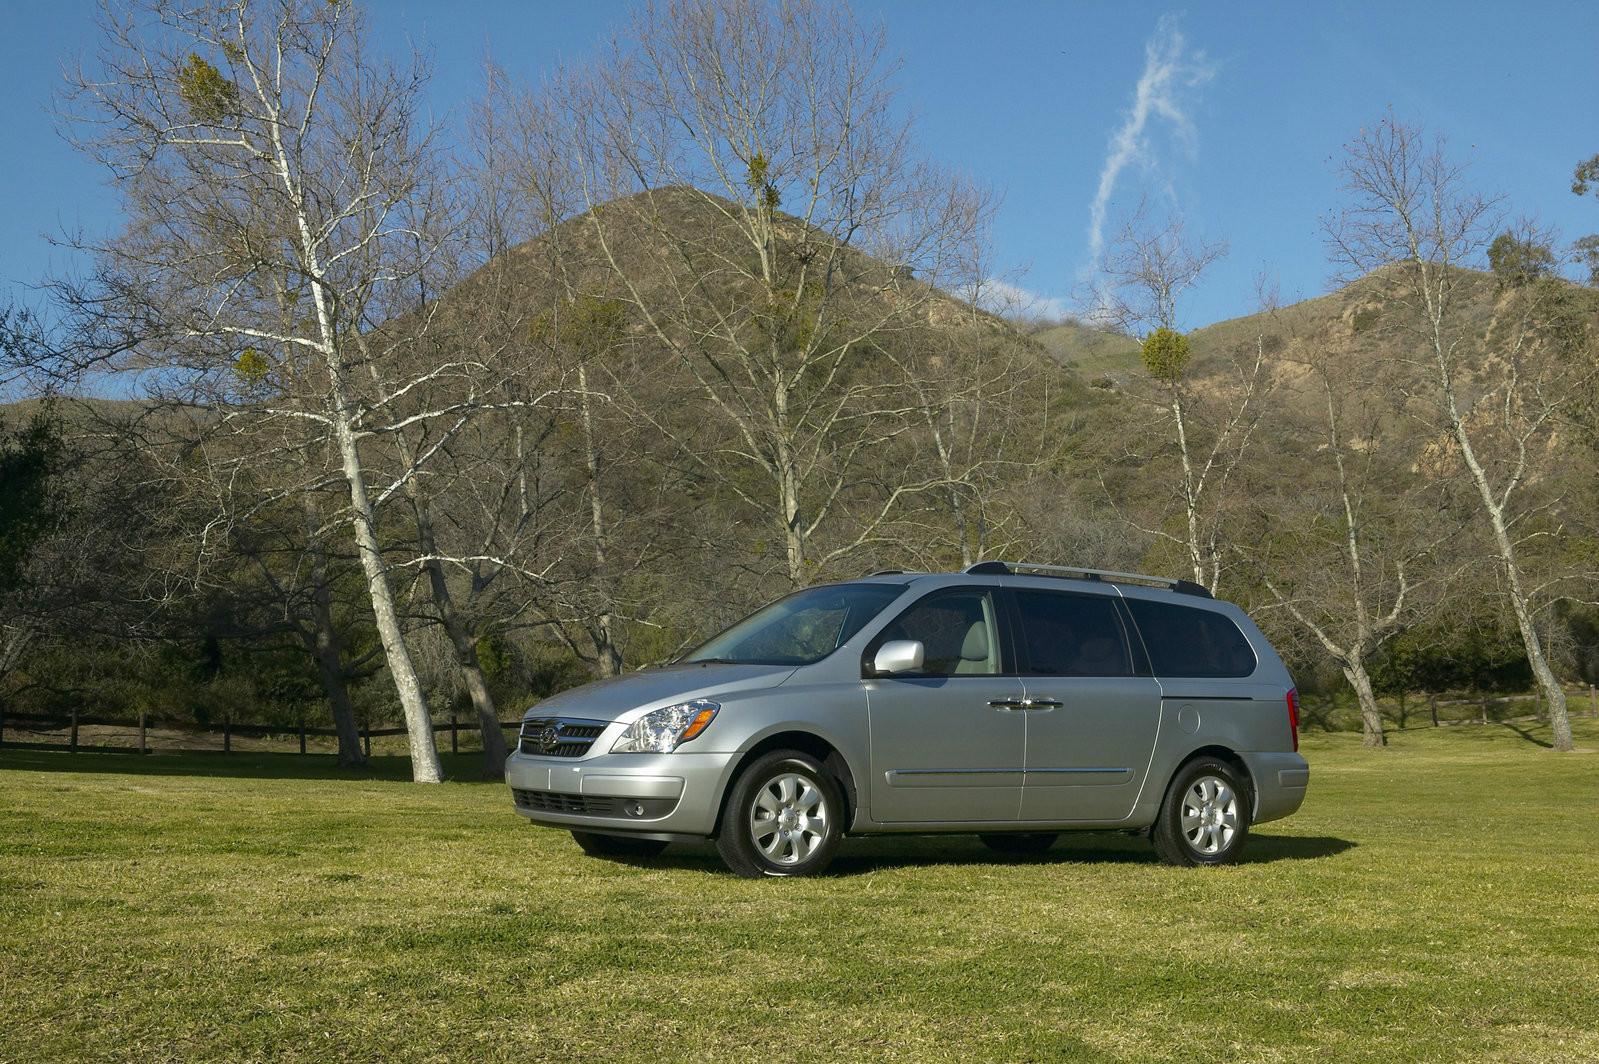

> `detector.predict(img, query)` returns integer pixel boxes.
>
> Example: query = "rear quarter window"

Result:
[1123,599,1257,678]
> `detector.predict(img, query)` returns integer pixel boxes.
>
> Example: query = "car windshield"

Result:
[680,582,907,666]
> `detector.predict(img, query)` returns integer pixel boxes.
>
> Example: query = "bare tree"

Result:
[1246,316,1459,746]
[1093,199,1226,339]
[54,0,478,780]
[1325,115,1587,751]
[878,295,1059,570]
[1095,203,1267,592]
[459,75,675,677]
[506,0,997,588]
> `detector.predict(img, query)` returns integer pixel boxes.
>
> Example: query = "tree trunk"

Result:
[577,363,623,677]
[1342,658,1386,747]
[773,379,809,587]
[310,625,364,767]
[1170,386,1211,592]
[1448,395,1574,752]
[305,509,364,768]
[1504,572,1573,751]
[410,491,508,779]
[331,401,442,782]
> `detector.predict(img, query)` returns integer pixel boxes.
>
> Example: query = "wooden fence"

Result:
[1424,686,1599,726]
[0,706,521,756]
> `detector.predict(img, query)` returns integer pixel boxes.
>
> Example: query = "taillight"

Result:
[1286,688,1301,752]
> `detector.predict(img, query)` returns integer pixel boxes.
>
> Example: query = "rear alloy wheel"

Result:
[716,751,844,878]
[1152,757,1250,866]
[570,831,669,859]
[978,832,1059,855]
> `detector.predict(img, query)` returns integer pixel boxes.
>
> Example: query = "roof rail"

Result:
[961,561,1213,598]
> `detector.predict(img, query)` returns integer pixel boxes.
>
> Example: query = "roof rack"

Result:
[962,561,1213,599]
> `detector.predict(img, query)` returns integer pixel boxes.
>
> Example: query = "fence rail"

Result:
[0,707,523,757]
[1423,686,1599,726]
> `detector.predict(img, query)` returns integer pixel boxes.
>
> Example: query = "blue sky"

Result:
[4,1,1596,330]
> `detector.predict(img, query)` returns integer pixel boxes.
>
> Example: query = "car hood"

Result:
[522,662,798,722]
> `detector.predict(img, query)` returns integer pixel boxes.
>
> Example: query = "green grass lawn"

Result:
[3,722,1598,1063]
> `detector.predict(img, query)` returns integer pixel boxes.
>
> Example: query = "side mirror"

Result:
[868,639,924,677]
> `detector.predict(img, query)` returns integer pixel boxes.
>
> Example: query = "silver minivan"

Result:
[505,563,1309,877]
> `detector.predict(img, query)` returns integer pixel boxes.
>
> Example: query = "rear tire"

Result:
[978,832,1058,855]
[716,750,844,878]
[570,831,669,858]
[1152,757,1250,866]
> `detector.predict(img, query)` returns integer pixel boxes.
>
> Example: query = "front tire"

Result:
[716,751,844,878]
[1152,757,1250,866]
[570,831,670,859]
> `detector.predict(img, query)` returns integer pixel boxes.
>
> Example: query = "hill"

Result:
[421,184,1029,359]
[1027,320,1141,383]
[7,182,1596,737]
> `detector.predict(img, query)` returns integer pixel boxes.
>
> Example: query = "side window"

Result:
[1010,590,1131,677]
[1123,599,1257,678]
[874,590,1000,677]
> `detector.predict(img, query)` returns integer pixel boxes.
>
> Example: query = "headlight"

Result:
[611,700,720,753]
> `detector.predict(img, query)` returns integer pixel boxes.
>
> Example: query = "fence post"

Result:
[1481,696,1489,725]
[71,706,79,752]
[139,707,147,755]
[299,715,307,755]
[451,706,459,755]
[1429,693,1438,727]
[363,725,370,758]
[1590,685,1597,717]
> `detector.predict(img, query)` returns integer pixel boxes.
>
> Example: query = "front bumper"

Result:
[504,749,735,837]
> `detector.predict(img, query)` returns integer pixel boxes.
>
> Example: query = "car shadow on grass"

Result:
[824,833,1354,873]
[1242,834,1356,862]
[598,831,1355,877]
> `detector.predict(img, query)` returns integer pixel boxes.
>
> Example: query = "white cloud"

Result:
[958,278,1072,322]
[1084,16,1216,269]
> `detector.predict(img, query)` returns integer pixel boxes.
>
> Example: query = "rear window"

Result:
[1123,599,1257,678]
[1010,589,1131,676]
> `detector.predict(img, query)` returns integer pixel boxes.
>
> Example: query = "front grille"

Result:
[518,717,607,758]
[512,789,617,816]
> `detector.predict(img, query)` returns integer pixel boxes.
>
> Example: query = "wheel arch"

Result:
[1157,745,1257,824]
[712,731,859,838]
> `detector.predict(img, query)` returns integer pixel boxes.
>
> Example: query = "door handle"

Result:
[988,699,1026,710]
[1020,698,1063,710]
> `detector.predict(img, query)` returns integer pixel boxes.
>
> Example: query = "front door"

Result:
[864,588,1026,823]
